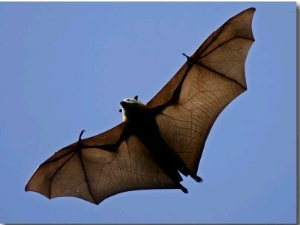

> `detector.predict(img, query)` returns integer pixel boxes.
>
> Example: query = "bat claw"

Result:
[182,52,196,65]
[182,53,190,59]
[79,130,85,140]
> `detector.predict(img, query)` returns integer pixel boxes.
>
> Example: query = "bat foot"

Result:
[191,174,203,183]
[198,177,203,183]
[179,184,188,193]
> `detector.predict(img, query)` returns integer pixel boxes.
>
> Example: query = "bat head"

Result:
[120,96,147,122]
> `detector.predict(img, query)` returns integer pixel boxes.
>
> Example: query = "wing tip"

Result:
[247,7,256,11]
[241,7,256,14]
[24,184,31,192]
[25,186,52,201]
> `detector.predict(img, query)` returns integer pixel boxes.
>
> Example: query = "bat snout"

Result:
[120,101,127,108]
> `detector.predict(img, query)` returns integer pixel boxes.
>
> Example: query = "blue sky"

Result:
[0,2,296,223]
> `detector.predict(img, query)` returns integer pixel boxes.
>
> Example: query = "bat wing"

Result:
[25,122,176,205]
[147,8,255,174]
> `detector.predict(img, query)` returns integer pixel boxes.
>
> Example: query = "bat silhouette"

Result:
[25,8,255,205]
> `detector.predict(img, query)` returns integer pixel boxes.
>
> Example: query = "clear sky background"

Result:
[0,2,296,223]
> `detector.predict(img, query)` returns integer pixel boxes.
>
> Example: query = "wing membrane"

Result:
[26,123,176,205]
[150,8,255,173]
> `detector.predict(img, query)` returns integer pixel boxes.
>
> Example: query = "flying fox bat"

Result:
[25,8,255,205]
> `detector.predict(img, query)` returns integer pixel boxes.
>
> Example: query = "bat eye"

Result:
[123,98,135,104]
[119,108,122,112]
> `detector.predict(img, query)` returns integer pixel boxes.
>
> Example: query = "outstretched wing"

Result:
[147,8,255,173]
[25,123,176,205]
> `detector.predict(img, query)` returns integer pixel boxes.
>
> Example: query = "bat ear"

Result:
[134,95,138,100]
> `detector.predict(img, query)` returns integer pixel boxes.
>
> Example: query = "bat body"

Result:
[25,8,255,205]
[120,97,202,193]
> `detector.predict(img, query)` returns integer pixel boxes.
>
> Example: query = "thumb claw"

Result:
[79,130,85,140]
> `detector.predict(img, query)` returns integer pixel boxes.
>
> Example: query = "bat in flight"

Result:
[25,8,255,205]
